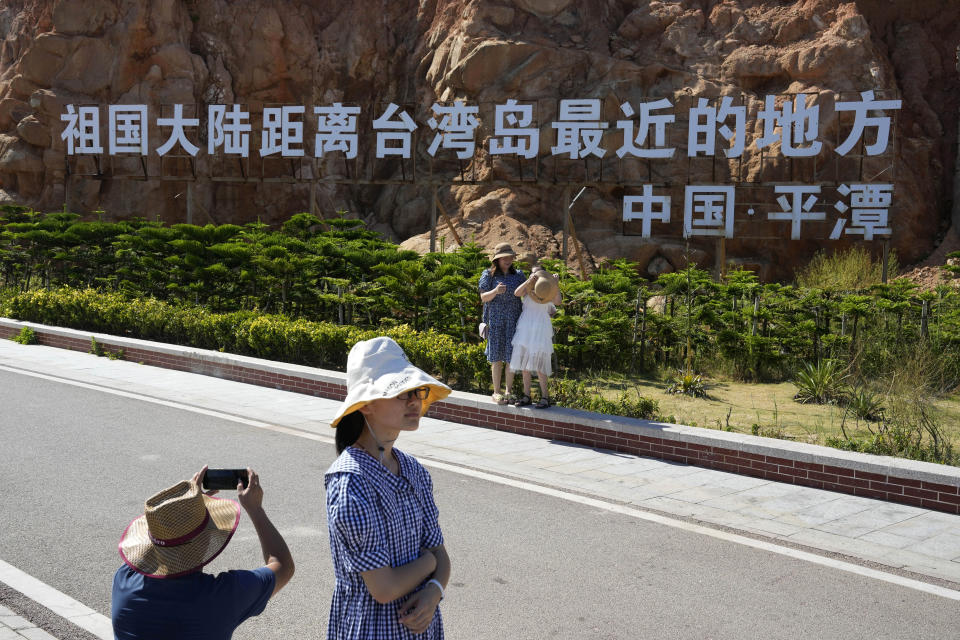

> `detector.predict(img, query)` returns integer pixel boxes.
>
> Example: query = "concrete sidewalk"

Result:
[3,339,960,591]
[0,604,57,640]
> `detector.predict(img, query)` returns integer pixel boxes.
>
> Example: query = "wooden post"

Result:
[639,300,648,372]
[434,195,463,246]
[64,172,71,214]
[714,237,726,281]
[429,186,438,253]
[630,287,641,371]
[751,296,759,336]
[567,210,588,280]
[953,102,960,231]
[813,307,820,363]
[631,288,647,372]
[882,240,890,284]
[186,181,194,224]
[921,300,929,339]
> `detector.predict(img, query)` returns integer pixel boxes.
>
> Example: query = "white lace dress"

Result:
[509,295,554,375]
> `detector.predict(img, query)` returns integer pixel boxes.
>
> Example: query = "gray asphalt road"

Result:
[1,369,958,639]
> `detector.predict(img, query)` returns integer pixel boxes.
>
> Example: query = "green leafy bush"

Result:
[793,360,849,404]
[11,326,36,344]
[829,344,958,465]
[2,287,488,392]
[828,402,956,466]
[795,246,897,290]
[845,387,884,422]
[551,378,659,420]
[667,370,707,398]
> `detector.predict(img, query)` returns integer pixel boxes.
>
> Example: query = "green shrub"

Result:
[793,360,849,404]
[795,246,897,290]
[845,387,884,422]
[829,347,958,465]
[552,378,660,420]
[667,369,707,398]
[3,286,489,392]
[11,326,36,344]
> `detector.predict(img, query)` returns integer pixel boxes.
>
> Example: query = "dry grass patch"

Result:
[593,374,960,449]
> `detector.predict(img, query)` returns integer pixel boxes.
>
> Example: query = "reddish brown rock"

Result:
[0,0,955,280]
[16,114,49,147]
[51,0,117,36]
[0,98,31,129]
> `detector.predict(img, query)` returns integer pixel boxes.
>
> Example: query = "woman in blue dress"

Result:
[325,337,451,640]
[478,242,525,404]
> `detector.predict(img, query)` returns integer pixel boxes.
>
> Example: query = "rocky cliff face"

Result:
[0,0,957,280]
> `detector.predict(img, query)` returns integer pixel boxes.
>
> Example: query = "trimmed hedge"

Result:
[3,287,491,392]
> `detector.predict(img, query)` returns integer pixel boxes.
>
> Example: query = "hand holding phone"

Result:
[202,468,249,491]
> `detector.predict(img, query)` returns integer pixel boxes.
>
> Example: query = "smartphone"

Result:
[202,469,249,491]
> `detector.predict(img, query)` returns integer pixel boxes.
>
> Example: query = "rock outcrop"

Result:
[0,0,957,280]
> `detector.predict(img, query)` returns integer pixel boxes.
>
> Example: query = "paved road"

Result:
[1,369,958,639]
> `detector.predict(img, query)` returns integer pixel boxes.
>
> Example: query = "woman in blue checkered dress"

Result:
[478,243,525,404]
[325,337,452,640]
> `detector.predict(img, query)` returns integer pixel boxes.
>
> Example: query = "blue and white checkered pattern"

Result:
[479,268,526,363]
[325,447,444,640]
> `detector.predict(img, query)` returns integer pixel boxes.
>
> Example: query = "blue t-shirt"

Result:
[111,565,276,640]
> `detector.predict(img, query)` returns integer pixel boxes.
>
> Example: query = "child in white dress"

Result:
[510,267,562,408]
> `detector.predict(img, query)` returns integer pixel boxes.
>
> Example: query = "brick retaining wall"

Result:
[3,319,959,515]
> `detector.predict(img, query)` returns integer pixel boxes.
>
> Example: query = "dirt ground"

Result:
[901,227,960,290]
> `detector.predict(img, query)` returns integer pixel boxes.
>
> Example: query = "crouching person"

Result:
[112,466,294,639]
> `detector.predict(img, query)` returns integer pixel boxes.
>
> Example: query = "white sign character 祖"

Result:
[61,105,103,155]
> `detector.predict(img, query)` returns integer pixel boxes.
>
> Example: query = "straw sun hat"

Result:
[119,480,240,578]
[529,271,559,304]
[330,337,452,428]
[491,243,516,262]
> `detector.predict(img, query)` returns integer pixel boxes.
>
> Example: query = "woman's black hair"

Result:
[488,259,517,276]
[335,411,364,454]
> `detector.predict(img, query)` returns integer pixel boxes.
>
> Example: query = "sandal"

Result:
[515,394,532,407]
[492,393,508,405]
[535,396,551,409]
